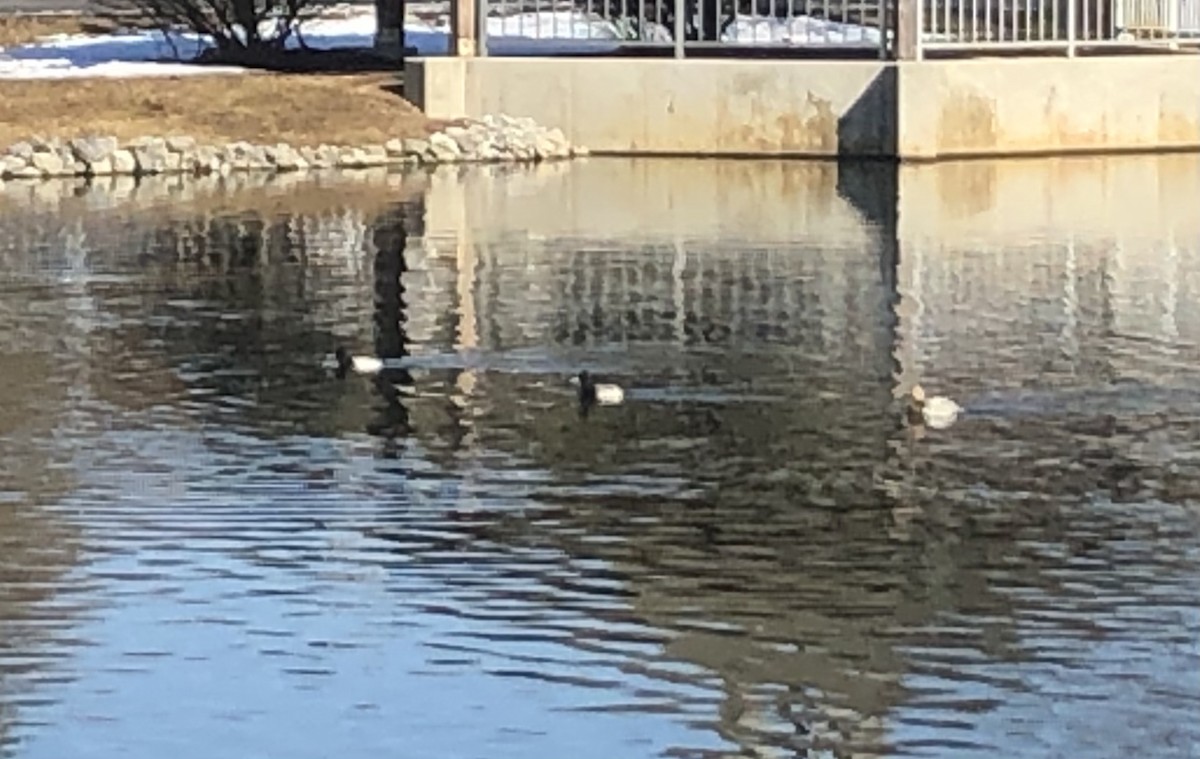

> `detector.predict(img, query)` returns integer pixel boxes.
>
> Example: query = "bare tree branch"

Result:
[94,0,342,56]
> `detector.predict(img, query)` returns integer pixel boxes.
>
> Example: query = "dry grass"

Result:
[0,14,118,48]
[0,73,437,147]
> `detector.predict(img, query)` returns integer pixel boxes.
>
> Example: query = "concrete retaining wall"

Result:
[406,54,1200,159]
[410,57,896,157]
[897,57,1200,159]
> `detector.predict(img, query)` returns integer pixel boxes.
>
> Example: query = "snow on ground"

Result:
[0,4,880,80]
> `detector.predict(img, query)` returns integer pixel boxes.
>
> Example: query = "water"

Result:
[1,156,1198,759]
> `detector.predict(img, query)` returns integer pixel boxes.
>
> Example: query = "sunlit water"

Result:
[1,157,1198,759]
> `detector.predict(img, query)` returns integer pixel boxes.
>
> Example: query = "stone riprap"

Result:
[0,115,585,182]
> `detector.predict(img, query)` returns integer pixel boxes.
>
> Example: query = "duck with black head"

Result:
[332,346,384,378]
[571,370,625,407]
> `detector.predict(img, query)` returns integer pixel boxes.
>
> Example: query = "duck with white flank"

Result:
[571,371,625,407]
[333,347,384,378]
[907,384,962,430]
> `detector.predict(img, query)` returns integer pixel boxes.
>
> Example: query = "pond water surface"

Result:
[0,157,1198,759]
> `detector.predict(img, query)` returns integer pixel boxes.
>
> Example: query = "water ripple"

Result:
[0,159,1198,759]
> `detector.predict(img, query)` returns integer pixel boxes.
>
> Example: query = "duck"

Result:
[907,384,962,430]
[333,346,384,377]
[570,370,625,406]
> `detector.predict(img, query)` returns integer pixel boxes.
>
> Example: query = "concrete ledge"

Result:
[406,54,1200,160]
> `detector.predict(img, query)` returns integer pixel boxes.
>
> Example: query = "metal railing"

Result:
[466,0,890,56]
[917,0,1200,54]
[437,0,1200,55]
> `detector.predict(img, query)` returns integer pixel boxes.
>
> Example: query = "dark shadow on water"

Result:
[367,205,414,443]
[836,157,898,232]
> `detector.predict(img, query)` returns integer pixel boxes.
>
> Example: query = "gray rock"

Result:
[427,132,462,162]
[533,133,560,159]
[11,164,42,179]
[69,135,118,164]
[476,145,503,162]
[111,149,137,174]
[266,143,304,171]
[360,144,389,165]
[446,126,486,158]
[224,141,253,170]
[1,155,27,177]
[6,141,34,160]
[175,149,197,173]
[30,136,61,153]
[133,144,169,175]
[128,136,166,150]
[263,143,284,167]
[545,127,568,149]
[30,152,66,176]
[245,144,270,169]
[194,145,221,174]
[384,137,407,156]
[89,156,115,176]
[166,135,196,152]
[403,138,429,160]
[315,145,340,168]
[164,151,183,172]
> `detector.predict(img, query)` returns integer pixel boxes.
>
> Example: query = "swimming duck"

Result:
[908,384,962,430]
[334,347,384,377]
[570,371,625,406]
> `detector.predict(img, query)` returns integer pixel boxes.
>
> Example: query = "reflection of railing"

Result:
[448,0,1200,56]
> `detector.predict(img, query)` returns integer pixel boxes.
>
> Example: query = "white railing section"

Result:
[424,0,1200,54]
[919,0,1200,52]
[466,0,890,53]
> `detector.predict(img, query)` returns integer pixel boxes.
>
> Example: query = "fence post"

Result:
[674,0,686,58]
[895,0,922,59]
[879,0,890,58]
[1067,0,1077,56]
[450,0,478,56]
[477,0,489,56]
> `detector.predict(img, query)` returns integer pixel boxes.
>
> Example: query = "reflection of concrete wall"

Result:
[417,158,895,367]
[894,154,1200,391]
[422,158,881,244]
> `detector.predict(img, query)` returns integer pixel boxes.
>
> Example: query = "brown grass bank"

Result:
[0,73,434,147]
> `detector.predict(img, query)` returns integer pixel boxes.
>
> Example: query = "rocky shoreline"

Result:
[0,115,585,182]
